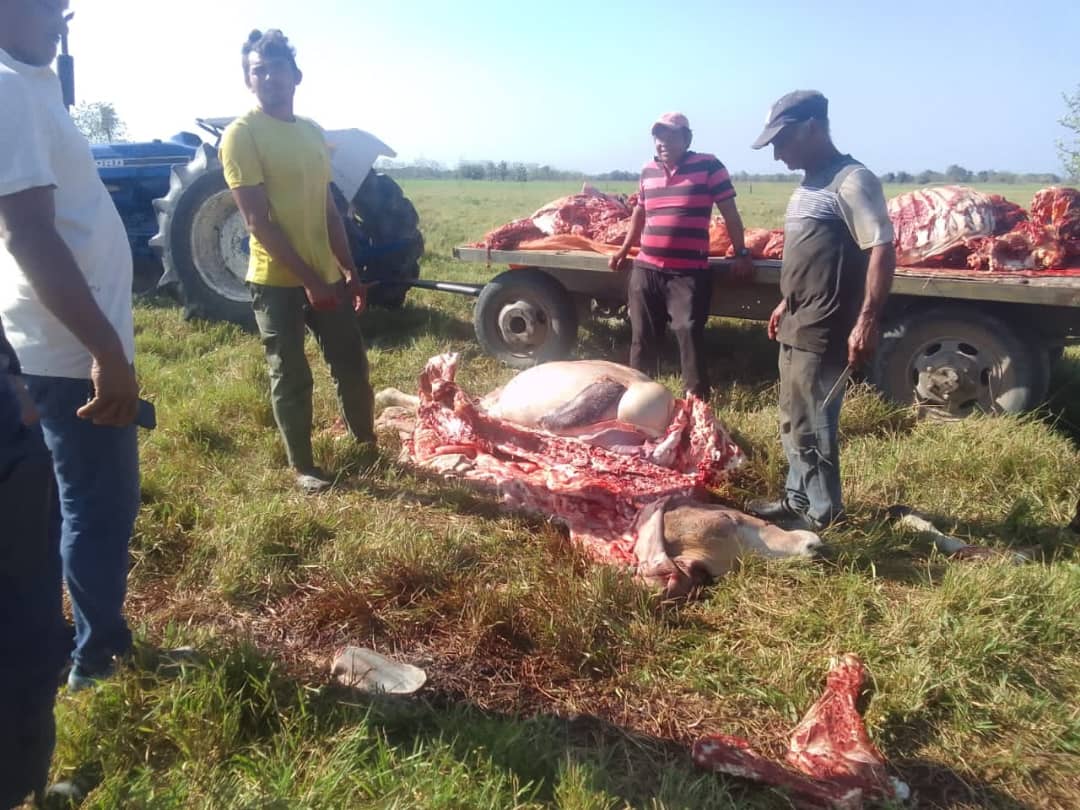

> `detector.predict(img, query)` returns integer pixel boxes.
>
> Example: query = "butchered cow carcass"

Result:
[377,356,823,598]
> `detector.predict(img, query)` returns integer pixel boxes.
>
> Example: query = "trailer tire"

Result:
[871,305,1050,418]
[474,269,578,368]
[151,145,255,328]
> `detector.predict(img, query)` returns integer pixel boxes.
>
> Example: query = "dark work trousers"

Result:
[778,344,847,526]
[250,282,375,472]
[628,262,714,398]
[0,411,68,807]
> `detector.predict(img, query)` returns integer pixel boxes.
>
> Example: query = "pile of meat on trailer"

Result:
[476,183,1080,273]
[476,183,784,259]
[890,185,1080,272]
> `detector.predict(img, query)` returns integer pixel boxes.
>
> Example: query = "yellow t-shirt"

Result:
[220,109,341,287]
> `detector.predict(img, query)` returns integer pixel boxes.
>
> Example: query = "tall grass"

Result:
[46,181,1079,809]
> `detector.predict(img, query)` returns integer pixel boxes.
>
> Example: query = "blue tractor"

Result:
[91,130,202,291]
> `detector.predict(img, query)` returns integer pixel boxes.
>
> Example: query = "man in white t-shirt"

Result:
[0,0,141,705]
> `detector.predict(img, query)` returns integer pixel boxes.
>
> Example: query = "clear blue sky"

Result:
[71,0,1079,175]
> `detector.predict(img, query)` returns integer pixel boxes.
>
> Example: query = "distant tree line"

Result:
[375,158,1063,185]
[878,165,1061,185]
[376,158,588,182]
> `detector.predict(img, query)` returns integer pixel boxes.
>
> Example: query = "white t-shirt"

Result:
[0,47,134,379]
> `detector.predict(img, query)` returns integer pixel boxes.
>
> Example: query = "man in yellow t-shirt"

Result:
[221,28,374,494]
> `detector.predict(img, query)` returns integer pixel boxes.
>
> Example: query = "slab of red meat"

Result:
[693,655,908,809]
[531,185,633,241]
[763,230,785,259]
[743,228,775,258]
[476,185,634,250]
[888,186,995,265]
[404,354,744,569]
[987,194,1028,235]
[480,218,546,250]
[785,654,901,800]
[709,218,734,255]
[1030,187,1080,240]
[966,221,1069,272]
[595,218,631,246]
[693,735,863,809]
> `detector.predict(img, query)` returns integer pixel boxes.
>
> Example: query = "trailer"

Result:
[448,247,1080,418]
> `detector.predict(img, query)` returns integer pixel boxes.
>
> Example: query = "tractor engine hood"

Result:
[324,129,397,201]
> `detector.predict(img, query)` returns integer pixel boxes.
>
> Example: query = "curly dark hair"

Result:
[241,29,299,82]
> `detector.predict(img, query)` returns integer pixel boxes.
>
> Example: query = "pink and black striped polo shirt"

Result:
[637,151,735,271]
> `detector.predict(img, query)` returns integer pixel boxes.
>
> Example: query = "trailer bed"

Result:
[452,247,1080,309]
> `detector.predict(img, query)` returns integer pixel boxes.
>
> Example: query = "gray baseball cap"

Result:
[751,90,828,150]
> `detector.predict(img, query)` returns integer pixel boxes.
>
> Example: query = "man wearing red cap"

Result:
[609,113,752,400]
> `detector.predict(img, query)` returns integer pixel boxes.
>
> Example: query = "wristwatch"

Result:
[735,247,751,258]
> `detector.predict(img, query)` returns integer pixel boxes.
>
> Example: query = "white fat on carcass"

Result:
[483,360,675,439]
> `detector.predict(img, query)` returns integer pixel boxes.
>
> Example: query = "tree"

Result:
[945,164,972,183]
[71,101,127,143]
[1059,85,1080,181]
[457,161,485,180]
[497,160,509,181]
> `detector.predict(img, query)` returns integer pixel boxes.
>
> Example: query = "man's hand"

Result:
[77,353,139,426]
[847,313,881,368]
[305,279,341,311]
[729,255,755,282]
[345,275,376,314]
[608,248,630,271]
[767,299,787,341]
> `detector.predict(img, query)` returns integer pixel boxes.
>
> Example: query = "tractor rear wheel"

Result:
[151,145,254,328]
[340,172,424,309]
[154,155,424,326]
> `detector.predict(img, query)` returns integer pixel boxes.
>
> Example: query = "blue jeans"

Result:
[778,345,846,526]
[0,406,67,805]
[24,375,139,677]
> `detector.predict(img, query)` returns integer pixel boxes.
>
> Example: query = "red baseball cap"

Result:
[651,112,690,135]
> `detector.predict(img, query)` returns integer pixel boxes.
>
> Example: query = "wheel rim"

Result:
[189,190,250,302]
[495,298,551,356]
[907,336,1021,418]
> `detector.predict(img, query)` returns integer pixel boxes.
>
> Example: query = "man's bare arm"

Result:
[325,189,372,313]
[231,185,337,302]
[325,189,356,278]
[608,205,645,270]
[860,242,896,322]
[848,242,896,367]
[715,197,747,254]
[0,186,137,425]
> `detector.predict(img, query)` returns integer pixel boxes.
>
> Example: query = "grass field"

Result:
[45,181,1080,809]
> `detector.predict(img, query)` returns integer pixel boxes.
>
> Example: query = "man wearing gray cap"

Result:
[746,91,896,531]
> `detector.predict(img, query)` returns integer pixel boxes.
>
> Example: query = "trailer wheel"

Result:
[871,306,1050,418]
[474,269,578,368]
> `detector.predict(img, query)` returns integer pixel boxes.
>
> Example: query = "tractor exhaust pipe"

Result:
[57,13,75,110]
